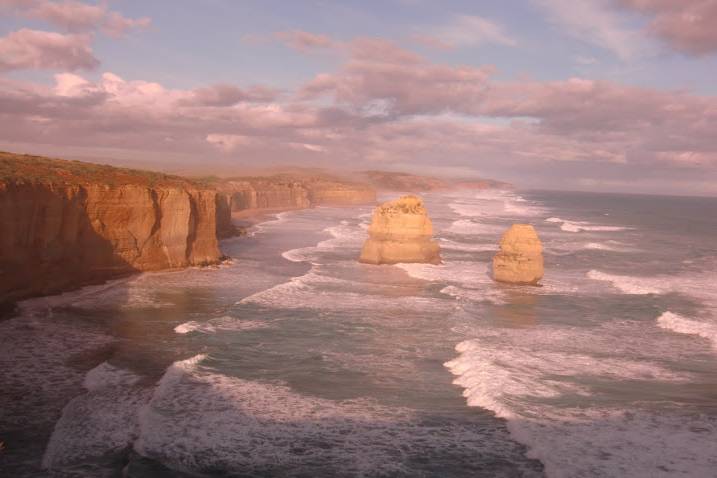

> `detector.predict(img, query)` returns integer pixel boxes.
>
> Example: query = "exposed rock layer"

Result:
[492,224,544,285]
[214,174,376,233]
[0,153,222,306]
[359,195,441,265]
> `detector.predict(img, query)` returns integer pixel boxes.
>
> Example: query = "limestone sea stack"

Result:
[359,195,441,265]
[492,224,544,285]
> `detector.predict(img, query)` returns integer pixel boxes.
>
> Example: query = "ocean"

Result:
[1,189,716,477]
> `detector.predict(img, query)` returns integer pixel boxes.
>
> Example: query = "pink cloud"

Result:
[180,84,278,107]
[1,0,151,37]
[0,36,715,193]
[619,0,717,55]
[0,28,98,71]
[300,38,493,115]
[424,14,517,49]
[102,11,151,38]
[275,30,336,52]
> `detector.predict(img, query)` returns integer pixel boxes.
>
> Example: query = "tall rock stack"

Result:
[492,224,544,285]
[359,195,441,265]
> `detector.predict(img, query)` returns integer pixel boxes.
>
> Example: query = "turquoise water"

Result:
[1,190,716,477]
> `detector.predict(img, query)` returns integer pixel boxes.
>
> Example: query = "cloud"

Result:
[533,0,648,60]
[417,14,517,49]
[206,133,254,152]
[0,28,98,71]
[618,0,717,55]
[275,30,336,52]
[180,84,278,107]
[300,38,494,115]
[0,0,151,37]
[0,37,715,194]
[102,11,151,38]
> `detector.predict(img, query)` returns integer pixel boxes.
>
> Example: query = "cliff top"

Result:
[0,152,197,188]
[204,172,374,192]
[362,170,511,192]
[376,195,427,215]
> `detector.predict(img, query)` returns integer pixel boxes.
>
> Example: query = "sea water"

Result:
[1,190,716,477]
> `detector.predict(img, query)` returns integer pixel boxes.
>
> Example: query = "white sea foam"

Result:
[134,354,540,476]
[447,219,505,235]
[248,211,292,236]
[398,262,505,304]
[43,363,149,470]
[240,267,451,313]
[281,219,364,264]
[174,316,270,335]
[439,238,498,252]
[583,241,623,251]
[657,311,717,351]
[83,362,142,391]
[445,325,714,478]
[449,191,545,220]
[546,217,629,233]
[586,270,663,294]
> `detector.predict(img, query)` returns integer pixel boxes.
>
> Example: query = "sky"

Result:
[1,1,716,195]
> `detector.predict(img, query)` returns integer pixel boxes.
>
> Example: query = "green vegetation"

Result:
[0,151,195,188]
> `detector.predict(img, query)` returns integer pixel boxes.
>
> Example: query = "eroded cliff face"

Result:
[492,224,544,285]
[220,179,311,211]
[359,195,441,265]
[215,175,376,218]
[0,153,222,306]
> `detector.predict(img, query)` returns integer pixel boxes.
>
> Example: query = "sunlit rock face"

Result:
[492,224,544,285]
[359,195,441,265]
[0,152,222,306]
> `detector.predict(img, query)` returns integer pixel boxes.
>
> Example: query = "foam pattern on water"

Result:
[657,311,717,351]
[43,365,150,470]
[545,217,630,233]
[445,324,717,477]
[174,316,271,335]
[135,355,543,477]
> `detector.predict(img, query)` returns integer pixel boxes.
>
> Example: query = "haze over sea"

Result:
[2,189,716,477]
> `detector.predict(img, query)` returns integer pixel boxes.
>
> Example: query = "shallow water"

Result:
[1,190,716,477]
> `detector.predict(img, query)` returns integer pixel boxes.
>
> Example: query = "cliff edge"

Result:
[212,173,376,236]
[359,195,441,265]
[361,171,511,192]
[0,152,222,307]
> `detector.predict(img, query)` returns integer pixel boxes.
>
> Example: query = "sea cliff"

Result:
[0,152,222,308]
[213,174,376,234]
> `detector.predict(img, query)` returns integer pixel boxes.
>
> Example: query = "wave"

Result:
[586,270,663,294]
[546,217,630,233]
[83,362,142,391]
[174,316,270,335]
[449,191,545,220]
[447,219,505,236]
[398,262,506,304]
[281,219,365,264]
[657,311,717,351]
[439,238,498,252]
[248,211,292,236]
[240,267,451,313]
[134,354,540,476]
[444,325,713,478]
[43,362,149,470]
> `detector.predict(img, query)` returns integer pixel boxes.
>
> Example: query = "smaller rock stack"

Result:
[492,224,544,285]
[359,195,441,265]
